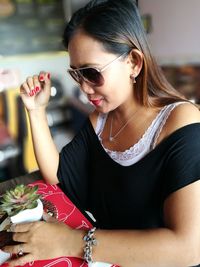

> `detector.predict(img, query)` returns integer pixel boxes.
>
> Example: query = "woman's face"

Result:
[68,30,134,113]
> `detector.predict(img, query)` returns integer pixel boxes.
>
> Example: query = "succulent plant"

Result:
[0,184,41,216]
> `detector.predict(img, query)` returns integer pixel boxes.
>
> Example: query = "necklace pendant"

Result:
[109,136,114,142]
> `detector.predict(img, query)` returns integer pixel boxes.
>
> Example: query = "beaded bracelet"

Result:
[83,227,98,263]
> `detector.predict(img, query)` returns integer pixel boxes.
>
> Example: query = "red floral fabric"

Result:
[1,180,118,267]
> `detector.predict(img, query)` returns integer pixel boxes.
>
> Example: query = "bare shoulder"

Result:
[167,102,200,129]
[89,110,99,129]
[158,102,200,143]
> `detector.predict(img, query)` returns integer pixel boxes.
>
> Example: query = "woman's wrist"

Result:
[27,107,48,123]
[27,105,47,115]
[71,229,86,259]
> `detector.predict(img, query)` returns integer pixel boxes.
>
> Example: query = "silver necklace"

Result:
[109,109,139,142]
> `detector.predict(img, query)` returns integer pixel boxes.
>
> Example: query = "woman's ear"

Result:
[128,49,144,78]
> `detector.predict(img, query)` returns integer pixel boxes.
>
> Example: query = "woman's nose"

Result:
[79,80,95,94]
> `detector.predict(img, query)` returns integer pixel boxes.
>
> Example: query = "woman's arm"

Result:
[92,180,200,267]
[20,72,59,184]
[4,180,200,267]
[27,108,59,184]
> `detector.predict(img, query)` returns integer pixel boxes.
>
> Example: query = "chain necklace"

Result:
[109,109,139,142]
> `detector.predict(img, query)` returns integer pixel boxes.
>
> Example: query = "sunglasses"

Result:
[67,52,128,87]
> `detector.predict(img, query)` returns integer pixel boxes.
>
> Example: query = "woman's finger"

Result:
[39,71,46,82]
[39,71,51,87]
[26,76,35,94]
[7,253,34,267]
[20,82,32,96]
[12,232,29,243]
[10,221,40,233]
[33,75,41,94]
[2,242,30,255]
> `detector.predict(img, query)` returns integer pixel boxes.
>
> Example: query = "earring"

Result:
[130,74,136,84]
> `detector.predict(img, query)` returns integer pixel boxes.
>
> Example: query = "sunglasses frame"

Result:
[67,51,128,86]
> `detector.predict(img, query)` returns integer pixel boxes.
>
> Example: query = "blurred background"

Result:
[0,0,200,182]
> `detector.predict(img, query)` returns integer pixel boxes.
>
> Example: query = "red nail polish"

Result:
[39,75,44,81]
[35,86,40,92]
[47,73,51,80]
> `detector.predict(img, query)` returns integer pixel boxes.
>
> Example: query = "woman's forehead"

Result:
[68,31,113,67]
[68,30,104,53]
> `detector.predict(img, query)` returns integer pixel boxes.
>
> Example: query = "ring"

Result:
[17,245,24,257]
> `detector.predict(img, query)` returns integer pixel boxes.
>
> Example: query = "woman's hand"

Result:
[3,214,85,266]
[20,72,51,111]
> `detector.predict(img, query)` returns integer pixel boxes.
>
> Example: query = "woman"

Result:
[3,0,200,266]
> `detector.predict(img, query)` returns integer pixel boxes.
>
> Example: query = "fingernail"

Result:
[47,73,51,80]
[39,75,44,81]
[35,86,40,92]
[29,91,34,97]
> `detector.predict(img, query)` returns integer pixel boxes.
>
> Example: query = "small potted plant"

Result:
[0,184,43,264]
[0,184,43,224]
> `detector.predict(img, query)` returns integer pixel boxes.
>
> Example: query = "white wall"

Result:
[0,52,76,95]
[139,0,200,65]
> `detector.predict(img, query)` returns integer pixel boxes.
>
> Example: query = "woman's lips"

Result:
[90,99,102,106]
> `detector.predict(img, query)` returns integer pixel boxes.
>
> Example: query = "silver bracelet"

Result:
[83,227,98,263]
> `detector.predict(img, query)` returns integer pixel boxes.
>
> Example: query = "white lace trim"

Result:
[151,104,179,149]
[96,102,186,166]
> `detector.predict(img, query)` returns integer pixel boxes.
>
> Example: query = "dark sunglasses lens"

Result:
[80,68,104,86]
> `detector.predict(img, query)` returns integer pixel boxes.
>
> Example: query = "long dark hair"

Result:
[63,0,186,107]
